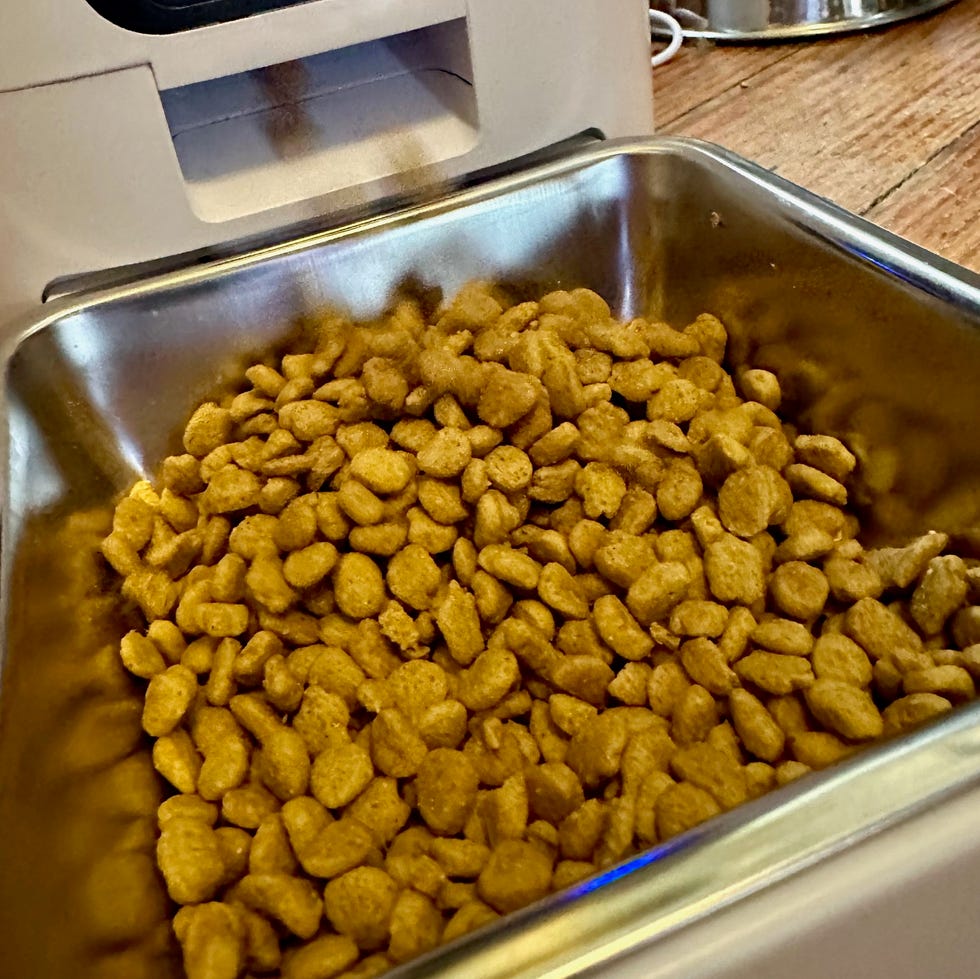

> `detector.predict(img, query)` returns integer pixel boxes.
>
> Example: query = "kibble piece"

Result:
[388,544,442,610]
[680,638,738,695]
[751,618,814,657]
[625,562,692,626]
[785,464,848,506]
[656,459,704,523]
[718,467,792,538]
[416,749,479,835]
[311,742,374,809]
[485,445,534,493]
[153,731,202,794]
[371,709,429,778]
[910,555,968,636]
[790,731,853,769]
[416,428,472,478]
[184,403,234,457]
[647,661,691,718]
[564,712,628,788]
[881,693,953,736]
[738,369,781,410]
[793,435,856,482]
[174,902,246,979]
[734,652,814,695]
[143,665,198,737]
[729,689,784,763]
[457,647,520,711]
[592,595,653,661]
[259,728,311,801]
[388,890,443,964]
[478,544,541,591]
[281,935,360,979]
[670,601,729,638]
[804,679,884,741]
[333,554,386,620]
[655,782,721,840]
[283,542,339,590]
[324,867,399,951]
[477,839,553,914]
[769,562,829,621]
[844,598,923,661]
[704,536,766,606]
[349,448,414,495]
[811,634,873,687]
[120,630,167,679]
[672,685,720,746]
[435,582,485,665]
[537,562,589,620]
[903,665,976,701]
[670,743,747,810]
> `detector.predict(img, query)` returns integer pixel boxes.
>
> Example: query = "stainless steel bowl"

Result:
[2,136,980,979]
[653,0,960,40]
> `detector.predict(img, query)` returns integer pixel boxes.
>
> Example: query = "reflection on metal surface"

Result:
[2,137,980,977]
[651,0,960,39]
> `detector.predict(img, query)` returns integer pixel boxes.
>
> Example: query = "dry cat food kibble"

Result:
[101,284,980,979]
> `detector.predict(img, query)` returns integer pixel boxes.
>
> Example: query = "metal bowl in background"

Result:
[652,0,961,40]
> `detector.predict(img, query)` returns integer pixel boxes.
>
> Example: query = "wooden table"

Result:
[654,0,980,273]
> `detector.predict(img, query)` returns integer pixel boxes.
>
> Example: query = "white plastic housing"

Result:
[0,0,654,329]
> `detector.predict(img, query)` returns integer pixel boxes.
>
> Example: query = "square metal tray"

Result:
[2,137,980,979]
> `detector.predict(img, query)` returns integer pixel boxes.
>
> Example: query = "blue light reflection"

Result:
[569,837,687,898]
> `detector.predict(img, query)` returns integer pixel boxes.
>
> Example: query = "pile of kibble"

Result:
[100,283,980,979]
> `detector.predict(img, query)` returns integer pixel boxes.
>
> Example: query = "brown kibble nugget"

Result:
[416,749,479,835]
[477,840,553,914]
[881,693,953,736]
[184,402,233,457]
[311,742,374,809]
[729,689,785,763]
[793,435,856,482]
[625,562,691,626]
[416,428,472,478]
[670,743,747,810]
[143,665,198,737]
[457,647,520,711]
[844,598,922,660]
[655,782,721,840]
[157,818,226,904]
[387,544,442,610]
[704,535,766,606]
[769,562,829,621]
[478,370,539,428]
[564,712,628,788]
[734,652,814,696]
[349,448,414,495]
[174,903,246,979]
[804,679,883,741]
[526,763,586,825]
[333,553,386,620]
[371,709,429,778]
[751,618,814,657]
[324,867,399,951]
[592,595,653,661]
[388,890,444,964]
[910,555,968,636]
[718,466,792,538]
[281,935,359,979]
[238,873,323,939]
[436,581,485,665]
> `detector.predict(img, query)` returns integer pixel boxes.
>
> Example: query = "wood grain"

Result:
[654,0,980,273]
[867,122,980,272]
[653,43,794,127]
